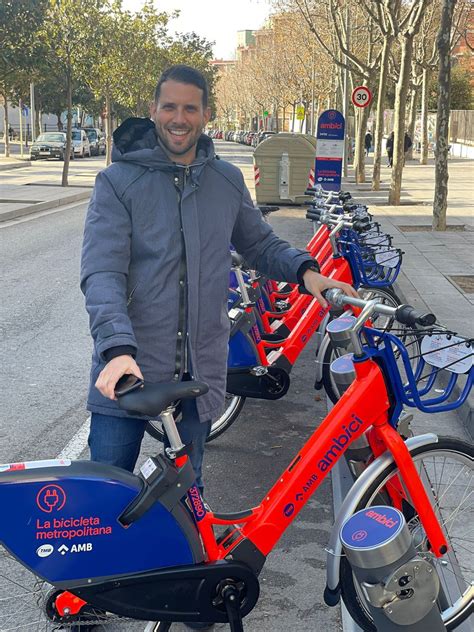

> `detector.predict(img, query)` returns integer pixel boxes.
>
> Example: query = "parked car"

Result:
[255,131,276,146]
[83,128,105,156]
[71,129,91,158]
[30,132,74,161]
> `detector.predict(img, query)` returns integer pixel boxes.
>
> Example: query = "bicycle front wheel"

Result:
[321,285,421,404]
[146,393,246,443]
[340,436,474,630]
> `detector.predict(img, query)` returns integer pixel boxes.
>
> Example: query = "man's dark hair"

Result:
[154,65,209,107]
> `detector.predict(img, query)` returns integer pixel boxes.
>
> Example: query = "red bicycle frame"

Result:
[244,244,355,367]
[261,224,335,328]
[191,357,448,562]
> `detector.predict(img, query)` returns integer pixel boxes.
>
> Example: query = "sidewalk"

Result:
[0,155,98,222]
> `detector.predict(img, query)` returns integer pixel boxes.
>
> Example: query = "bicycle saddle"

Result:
[117,380,209,417]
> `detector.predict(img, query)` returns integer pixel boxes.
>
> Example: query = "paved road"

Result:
[0,142,342,630]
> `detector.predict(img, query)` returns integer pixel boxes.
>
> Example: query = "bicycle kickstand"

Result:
[222,584,245,632]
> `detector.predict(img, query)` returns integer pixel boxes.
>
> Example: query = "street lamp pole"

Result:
[342,6,350,177]
[19,99,24,157]
[29,83,36,142]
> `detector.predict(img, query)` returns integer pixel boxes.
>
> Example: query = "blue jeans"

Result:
[88,398,211,490]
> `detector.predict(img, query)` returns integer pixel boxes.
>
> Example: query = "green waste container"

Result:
[253,133,316,205]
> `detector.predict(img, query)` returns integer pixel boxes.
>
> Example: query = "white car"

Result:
[71,129,91,158]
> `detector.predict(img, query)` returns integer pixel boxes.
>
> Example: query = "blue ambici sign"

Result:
[314,110,345,192]
[340,506,404,550]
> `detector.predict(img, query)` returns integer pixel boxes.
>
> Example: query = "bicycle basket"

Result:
[339,235,402,288]
[364,328,473,413]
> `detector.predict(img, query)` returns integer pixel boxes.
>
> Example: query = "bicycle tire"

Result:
[145,394,246,443]
[340,437,474,630]
[0,547,152,630]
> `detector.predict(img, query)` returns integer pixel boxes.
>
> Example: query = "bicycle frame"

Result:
[193,353,448,563]
[237,252,354,369]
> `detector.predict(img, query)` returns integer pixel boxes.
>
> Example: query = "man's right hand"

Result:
[95,355,144,400]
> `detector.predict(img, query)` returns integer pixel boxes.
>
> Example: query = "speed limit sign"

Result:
[352,86,372,108]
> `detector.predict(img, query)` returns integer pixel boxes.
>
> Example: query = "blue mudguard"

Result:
[228,330,259,368]
[0,460,203,586]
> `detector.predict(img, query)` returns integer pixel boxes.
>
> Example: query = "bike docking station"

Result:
[340,506,447,631]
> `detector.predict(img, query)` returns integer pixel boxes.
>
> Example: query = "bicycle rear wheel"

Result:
[340,437,474,630]
[0,546,157,630]
[146,393,246,443]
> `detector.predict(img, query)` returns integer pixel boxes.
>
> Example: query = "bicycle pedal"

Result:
[222,584,244,632]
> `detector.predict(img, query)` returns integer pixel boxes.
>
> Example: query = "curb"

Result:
[0,160,31,171]
[0,190,91,222]
[393,278,474,441]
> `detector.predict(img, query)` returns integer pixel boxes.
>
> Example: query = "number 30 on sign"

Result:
[351,86,372,108]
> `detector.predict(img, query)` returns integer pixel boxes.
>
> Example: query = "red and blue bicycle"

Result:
[0,291,471,631]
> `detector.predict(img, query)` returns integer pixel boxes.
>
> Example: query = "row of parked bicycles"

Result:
[0,186,472,631]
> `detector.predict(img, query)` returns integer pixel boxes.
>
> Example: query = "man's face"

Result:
[150,79,211,165]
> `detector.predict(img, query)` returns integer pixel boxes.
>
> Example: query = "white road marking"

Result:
[56,416,91,460]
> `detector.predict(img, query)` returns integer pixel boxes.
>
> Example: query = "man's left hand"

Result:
[302,270,359,309]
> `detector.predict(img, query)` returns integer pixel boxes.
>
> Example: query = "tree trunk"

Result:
[62,71,72,187]
[56,111,63,131]
[420,67,430,164]
[433,0,455,231]
[291,102,296,132]
[372,36,394,190]
[405,86,419,160]
[389,36,415,205]
[2,93,10,158]
[35,108,41,136]
[105,92,113,166]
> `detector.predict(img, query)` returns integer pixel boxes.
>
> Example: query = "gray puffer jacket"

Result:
[81,118,313,421]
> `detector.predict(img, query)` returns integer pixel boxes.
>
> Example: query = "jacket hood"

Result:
[111,117,215,170]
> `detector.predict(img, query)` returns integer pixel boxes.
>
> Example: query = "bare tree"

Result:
[388,0,430,205]
[433,0,457,230]
[216,11,333,134]
[359,1,403,190]
[215,65,239,129]
[285,0,382,182]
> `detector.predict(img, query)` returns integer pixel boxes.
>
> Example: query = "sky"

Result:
[122,0,272,59]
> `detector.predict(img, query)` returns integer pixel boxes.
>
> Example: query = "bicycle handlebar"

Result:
[395,304,437,327]
[306,210,371,233]
[324,288,436,327]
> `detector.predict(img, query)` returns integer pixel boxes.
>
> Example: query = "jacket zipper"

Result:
[173,168,189,379]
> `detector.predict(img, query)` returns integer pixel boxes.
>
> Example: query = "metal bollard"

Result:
[340,506,446,631]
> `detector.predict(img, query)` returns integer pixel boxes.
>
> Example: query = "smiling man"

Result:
[80,68,356,630]
[151,76,211,164]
